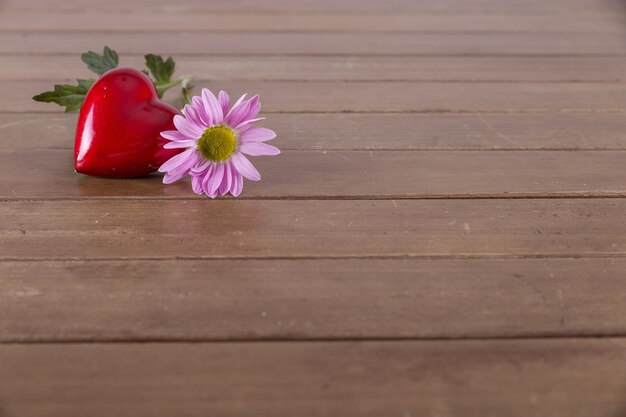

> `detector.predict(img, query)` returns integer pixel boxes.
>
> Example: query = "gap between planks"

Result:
[3,32,625,56]
[3,334,626,345]
[12,80,626,113]
[3,253,626,262]
[0,112,626,152]
[0,12,624,34]
[3,0,625,14]
[2,150,626,199]
[2,113,626,152]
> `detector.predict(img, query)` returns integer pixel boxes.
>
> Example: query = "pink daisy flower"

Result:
[158,88,279,197]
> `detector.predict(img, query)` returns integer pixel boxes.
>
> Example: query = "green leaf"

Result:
[81,46,119,76]
[144,53,194,99]
[145,54,175,85]
[32,79,94,112]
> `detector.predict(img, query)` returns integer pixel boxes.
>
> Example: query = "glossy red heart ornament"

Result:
[74,67,182,178]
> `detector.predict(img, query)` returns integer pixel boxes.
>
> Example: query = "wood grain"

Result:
[2,150,626,199]
[3,32,625,56]
[2,0,626,414]
[2,258,625,342]
[2,11,624,33]
[6,56,626,82]
[1,339,626,417]
[3,113,625,151]
[13,81,626,113]
[4,0,624,14]
[1,199,625,260]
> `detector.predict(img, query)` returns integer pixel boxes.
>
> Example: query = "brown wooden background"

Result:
[1,0,626,415]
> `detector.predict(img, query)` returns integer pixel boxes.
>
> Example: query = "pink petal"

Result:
[191,160,211,175]
[161,130,192,142]
[173,115,203,139]
[238,95,260,123]
[234,117,265,131]
[225,94,247,123]
[240,127,276,143]
[218,90,230,114]
[158,148,196,173]
[227,94,247,116]
[163,170,185,184]
[201,164,215,196]
[240,142,280,156]
[182,103,202,128]
[226,101,251,129]
[207,163,224,196]
[230,152,261,181]
[192,96,211,126]
[237,118,266,134]
[191,174,204,194]
[201,88,224,126]
[219,161,232,196]
[163,140,197,149]
[231,171,243,197]
[163,152,199,183]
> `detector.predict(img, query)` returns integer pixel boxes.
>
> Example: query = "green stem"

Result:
[155,75,194,100]
[181,77,194,105]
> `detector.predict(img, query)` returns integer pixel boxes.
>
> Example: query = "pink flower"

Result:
[158,89,279,197]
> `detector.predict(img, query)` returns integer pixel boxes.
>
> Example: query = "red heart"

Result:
[74,67,182,178]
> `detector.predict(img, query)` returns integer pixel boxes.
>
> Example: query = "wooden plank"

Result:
[1,339,626,416]
[1,199,625,260]
[2,32,625,56]
[12,81,626,113]
[1,150,626,199]
[3,113,625,151]
[3,0,624,15]
[2,258,625,342]
[1,11,624,33]
[5,56,626,82]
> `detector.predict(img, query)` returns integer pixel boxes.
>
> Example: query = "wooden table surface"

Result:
[2,0,626,415]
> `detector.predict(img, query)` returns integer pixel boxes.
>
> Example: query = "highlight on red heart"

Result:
[32,46,279,198]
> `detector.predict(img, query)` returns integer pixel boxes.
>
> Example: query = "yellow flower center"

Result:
[197,125,237,162]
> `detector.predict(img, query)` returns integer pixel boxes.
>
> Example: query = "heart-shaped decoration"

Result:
[74,67,182,178]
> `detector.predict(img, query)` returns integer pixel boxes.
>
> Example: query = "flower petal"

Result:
[207,162,224,196]
[231,170,243,197]
[192,96,211,126]
[230,152,261,181]
[244,95,261,120]
[240,127,276,143]
[202,88,224,126]
[163,169,186,184]
[191,173,204,194]
[163,140,197,149]
[219,161,232,195]
[163,152,199,183]
[240,142,280,156]
[218,90,230,114]
[201,164,215,196]
[184,104,209,134]
[191,160,211,175]
[158,147,196,173]
[161,130,192,142]
[225,94,247,123]
[234,117,265,131]
[173,115,203,139]
[227,93,247,116]
[226,101,251,129]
